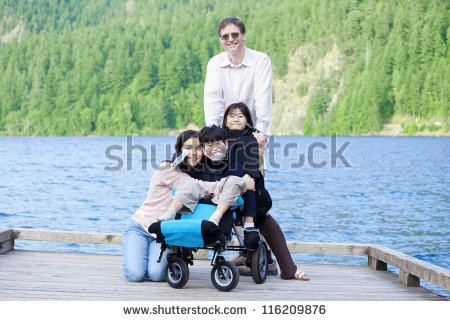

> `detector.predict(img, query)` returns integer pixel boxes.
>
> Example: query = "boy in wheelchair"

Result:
[157,125,261,250]
[148,192,268,291]
[147,126,267,290]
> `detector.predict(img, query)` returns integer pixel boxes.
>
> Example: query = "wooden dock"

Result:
[1,228,449,301]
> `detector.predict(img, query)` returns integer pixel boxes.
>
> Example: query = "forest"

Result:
[0,0,448,136]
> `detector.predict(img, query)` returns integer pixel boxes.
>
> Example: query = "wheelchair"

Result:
[148,195,268,291]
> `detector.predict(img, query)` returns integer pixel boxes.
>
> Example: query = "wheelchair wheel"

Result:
[166,256,189,289]
[211,260,239,291]
[251,241,268,284]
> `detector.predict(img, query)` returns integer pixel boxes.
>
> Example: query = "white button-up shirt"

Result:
[204,47,272,136]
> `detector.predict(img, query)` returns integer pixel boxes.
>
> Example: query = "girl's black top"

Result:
[225,128,261,179]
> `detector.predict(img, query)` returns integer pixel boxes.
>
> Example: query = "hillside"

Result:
[0,0,449,136]
[272,43,343,134]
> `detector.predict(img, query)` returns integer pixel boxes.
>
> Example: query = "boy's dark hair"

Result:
[175,130,198,153]
[222,102,254,129]
[217,16,246,36]
[199,125,227,145]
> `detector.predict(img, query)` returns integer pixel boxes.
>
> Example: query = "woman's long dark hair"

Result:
[175,130,199,153]
[173,130,201,175]
[222,102,254,129]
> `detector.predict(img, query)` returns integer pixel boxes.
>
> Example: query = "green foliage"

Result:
[402,123,419,136]
[303,0,449,136]
[296,84,308,98]
[0,0,448,136]
[427,123,441,132]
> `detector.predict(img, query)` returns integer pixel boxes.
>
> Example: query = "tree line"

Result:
[0,0,448,136]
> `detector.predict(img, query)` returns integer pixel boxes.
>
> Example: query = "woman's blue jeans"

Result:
[122,219,170,282]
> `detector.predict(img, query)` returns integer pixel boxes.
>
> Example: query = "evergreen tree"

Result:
[0,0,448,136]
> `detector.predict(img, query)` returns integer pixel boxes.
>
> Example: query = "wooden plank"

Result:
[399,270,420,287]
[286,241,368,255]
[368,245,450,291]
[12,228,123,245]
[12,229,370,255]
[227,239,369,255]
[368,256,387,271]
[0,229,14,254]
[7,229,450,292]
[0,250,445,301]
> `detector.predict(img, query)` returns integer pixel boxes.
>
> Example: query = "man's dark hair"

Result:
[217,16,246,36]
[199,125,227,145]
[222,102,254,129]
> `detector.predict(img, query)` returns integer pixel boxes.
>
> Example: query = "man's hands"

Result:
[252,131,268,146]
[253,131,268,158]
[243,174,255,191]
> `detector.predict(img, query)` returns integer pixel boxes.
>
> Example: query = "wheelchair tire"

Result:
[251,241,268,284]
[211,260,239,291]
[166,256,189,289]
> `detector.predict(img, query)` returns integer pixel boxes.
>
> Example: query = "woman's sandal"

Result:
[293,270,310,281]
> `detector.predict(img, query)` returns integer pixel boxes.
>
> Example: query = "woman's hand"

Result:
[243,174,256,191]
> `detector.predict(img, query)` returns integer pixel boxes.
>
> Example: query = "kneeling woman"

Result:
[122,130,252,282]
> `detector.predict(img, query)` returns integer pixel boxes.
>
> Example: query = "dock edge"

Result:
[2,228,450,292]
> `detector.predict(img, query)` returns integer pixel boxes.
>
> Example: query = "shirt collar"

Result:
[219,46,252,68]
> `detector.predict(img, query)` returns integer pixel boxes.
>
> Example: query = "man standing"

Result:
[202,17,310,281]
[204,16,272,148]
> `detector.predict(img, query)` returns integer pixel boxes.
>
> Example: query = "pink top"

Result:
[132,162,219,231]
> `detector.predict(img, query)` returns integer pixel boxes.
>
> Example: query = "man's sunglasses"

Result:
[220,32,240,40]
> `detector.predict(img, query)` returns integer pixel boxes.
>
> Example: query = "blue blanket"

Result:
[148,195,243,248]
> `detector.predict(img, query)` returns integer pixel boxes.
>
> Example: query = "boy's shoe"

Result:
[243,227,260,250]
[267,261,279,275]
[228,253,247,266]
[237,265,251,276]
[237,261,278,276]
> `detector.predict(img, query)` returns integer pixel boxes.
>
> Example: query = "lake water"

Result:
[0,136,449,296]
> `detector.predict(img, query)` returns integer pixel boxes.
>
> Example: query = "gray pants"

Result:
[174,176,247,213]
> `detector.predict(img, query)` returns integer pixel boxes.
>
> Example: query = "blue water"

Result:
[1,136,449,296]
